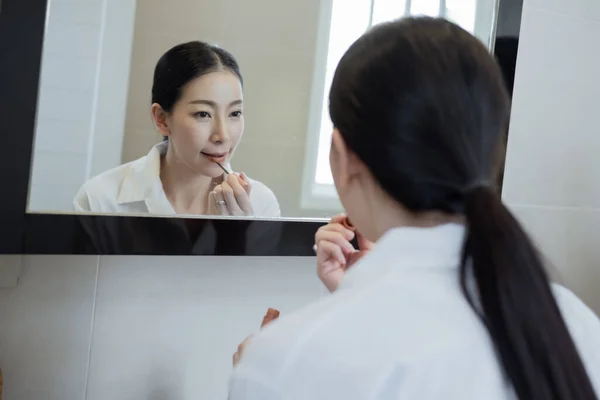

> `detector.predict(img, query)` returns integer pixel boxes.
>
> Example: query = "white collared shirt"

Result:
[229,224,600,399]
[73,141,281,217]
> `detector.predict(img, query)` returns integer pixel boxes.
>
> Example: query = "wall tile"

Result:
[0,256,22,288]
[527,0,600,22]
[33,119,90,155]
[49,1,105,27]
[43,22,100,58]
[30,153,88,186]
[36,87,95,123]
[85,256,322,400]
[503,7,600,208]
[27,184,82,212]
[510,205,600,314]
[1,256,99,400]
[39,54,97,91]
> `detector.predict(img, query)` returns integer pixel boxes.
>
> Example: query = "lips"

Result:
[201,151,228,163]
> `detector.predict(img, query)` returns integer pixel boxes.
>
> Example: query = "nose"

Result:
[210,118,229,144]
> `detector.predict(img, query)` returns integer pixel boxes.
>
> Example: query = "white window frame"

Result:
[300,0,499,211]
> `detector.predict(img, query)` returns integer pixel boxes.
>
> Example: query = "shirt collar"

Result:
[116,141,234,206]
[340,223,466,290]
[116,141,166,205]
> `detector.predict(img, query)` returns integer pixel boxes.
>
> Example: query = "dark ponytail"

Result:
[329,17,597,400]
[461,187,597,399]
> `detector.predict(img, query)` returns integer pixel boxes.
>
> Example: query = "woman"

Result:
[229,17,600,399]
[74,41,280,217]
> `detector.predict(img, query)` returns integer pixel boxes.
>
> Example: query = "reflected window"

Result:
[304,0,478,210]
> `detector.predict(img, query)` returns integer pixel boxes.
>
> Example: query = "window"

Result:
[302,0,485,211]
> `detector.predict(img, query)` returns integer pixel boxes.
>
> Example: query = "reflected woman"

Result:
[74,41,280,217]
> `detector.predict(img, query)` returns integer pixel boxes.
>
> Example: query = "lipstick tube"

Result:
[341,217,355,232]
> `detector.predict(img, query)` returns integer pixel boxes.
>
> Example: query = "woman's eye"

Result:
[230,110,243,118]
[194,111,211,119]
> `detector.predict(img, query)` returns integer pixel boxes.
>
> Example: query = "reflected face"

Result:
[163,70,244,177]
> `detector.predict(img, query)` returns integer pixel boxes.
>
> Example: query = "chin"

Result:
[203,166,225,179]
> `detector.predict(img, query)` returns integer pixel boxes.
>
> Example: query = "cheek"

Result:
[173,118,211,144]
[329,147,342,188]
[329,147,336,173]
[229,119,245,144]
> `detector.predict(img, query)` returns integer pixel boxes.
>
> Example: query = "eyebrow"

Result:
[188,99,243,107]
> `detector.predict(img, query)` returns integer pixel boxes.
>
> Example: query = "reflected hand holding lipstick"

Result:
[215,161,231,175]
[206,156,253,216]
[209,158,250,193]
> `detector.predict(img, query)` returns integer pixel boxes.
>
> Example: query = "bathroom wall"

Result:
[0,255,323,399]
[28,0,137,212]
[4,0,600,399]
[503,0,600,311]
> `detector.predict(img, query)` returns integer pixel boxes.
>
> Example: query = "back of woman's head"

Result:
[330,17,597,400]
[330,17,507,211]
[152,41,242,113]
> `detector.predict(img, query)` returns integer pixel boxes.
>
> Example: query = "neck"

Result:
[365,186,464,242]
[160,150,216,214]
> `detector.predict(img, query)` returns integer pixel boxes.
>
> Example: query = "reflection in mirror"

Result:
[27,0,499,219]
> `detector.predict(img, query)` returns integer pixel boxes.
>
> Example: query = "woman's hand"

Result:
[208,172,253,216]
[232,308,279,367]
[315,214,373,293]
[232,335,252,367]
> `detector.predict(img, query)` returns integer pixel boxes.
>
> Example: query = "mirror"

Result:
[27,0,499,219]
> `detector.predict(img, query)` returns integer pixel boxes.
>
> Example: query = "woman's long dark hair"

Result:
[152,41,242,112]
[329,17,597,399]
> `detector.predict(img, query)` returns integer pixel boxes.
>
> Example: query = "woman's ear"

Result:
[151,104,170,137]
[330,129,362,189]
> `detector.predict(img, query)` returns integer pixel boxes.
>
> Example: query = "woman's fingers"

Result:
[317,240,347,266]
[221,181,245,215]
[239,172,252,195]
[227,173,253,213]
[210,186,228,215]
[315,229,355,254]
[329,214,348,224]
[233,336,253,367]
[317,222,354,241]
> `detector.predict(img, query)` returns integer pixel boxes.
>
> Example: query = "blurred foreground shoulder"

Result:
[552,283,600,387]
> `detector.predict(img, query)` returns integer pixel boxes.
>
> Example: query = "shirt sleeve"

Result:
[73,187,91,212]
[249,179,281,218]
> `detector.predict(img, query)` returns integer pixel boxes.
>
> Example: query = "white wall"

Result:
[28,0,136,213]
[0,255,322,400]
[503,0,600,311]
